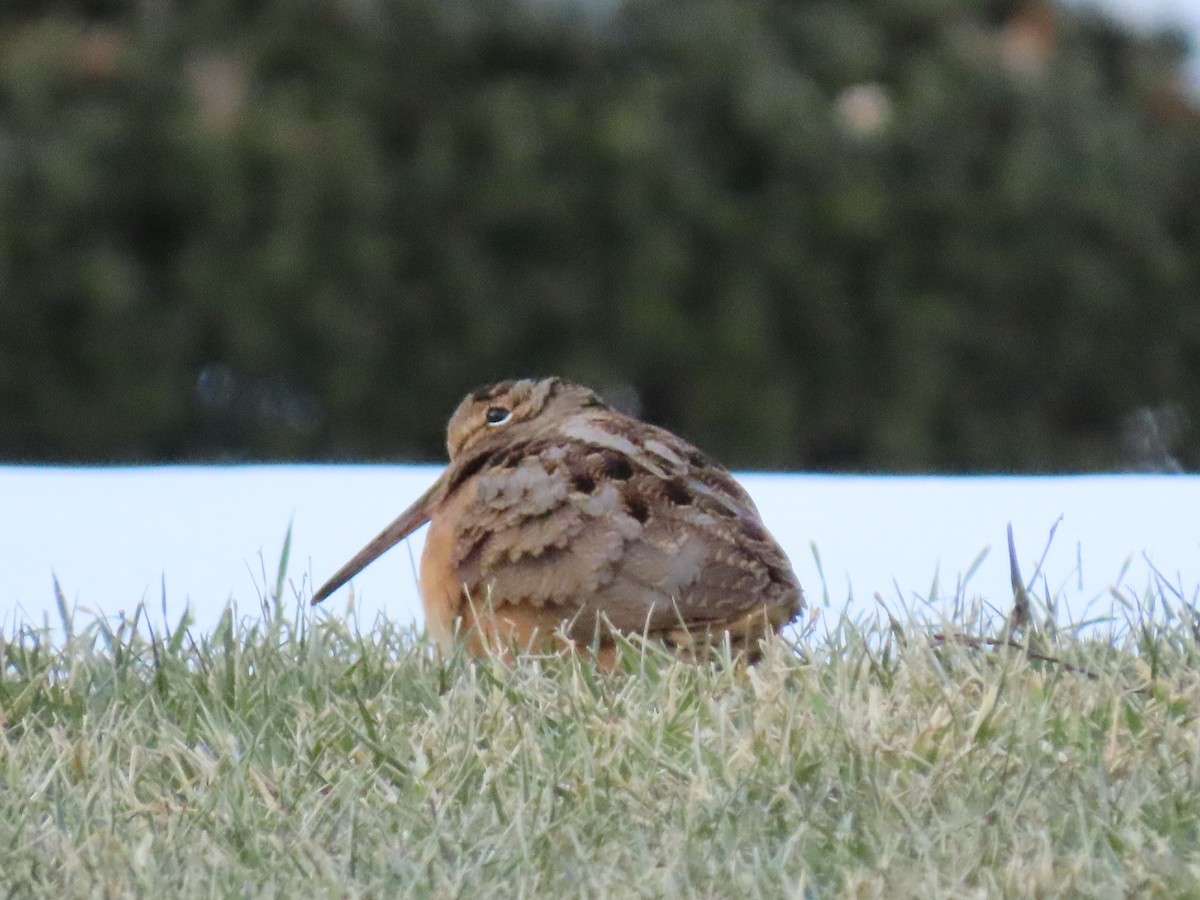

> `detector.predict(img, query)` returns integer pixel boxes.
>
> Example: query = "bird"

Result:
[311,377,803,665]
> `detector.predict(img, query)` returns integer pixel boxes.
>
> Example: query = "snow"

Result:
[3,466,1197,639]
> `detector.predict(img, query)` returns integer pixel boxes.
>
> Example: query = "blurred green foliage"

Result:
[1,0,1197,470]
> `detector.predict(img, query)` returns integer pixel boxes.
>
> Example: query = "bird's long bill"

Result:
[310,473,447,605]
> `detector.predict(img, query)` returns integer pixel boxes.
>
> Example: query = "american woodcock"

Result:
[311,378,803,664]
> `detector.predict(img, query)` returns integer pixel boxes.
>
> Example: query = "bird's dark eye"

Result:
[485,406,511,426]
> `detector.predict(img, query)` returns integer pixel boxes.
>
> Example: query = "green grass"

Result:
[2,569,1199,897]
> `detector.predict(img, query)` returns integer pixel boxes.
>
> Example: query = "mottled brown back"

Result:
[431,379,803,653]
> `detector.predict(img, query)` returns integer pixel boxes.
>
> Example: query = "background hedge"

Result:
[2,0,1198,471]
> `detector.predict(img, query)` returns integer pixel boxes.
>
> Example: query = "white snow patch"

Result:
[2,466,1197,639]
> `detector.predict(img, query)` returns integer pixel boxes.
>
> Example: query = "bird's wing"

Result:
[446,420,802,638]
